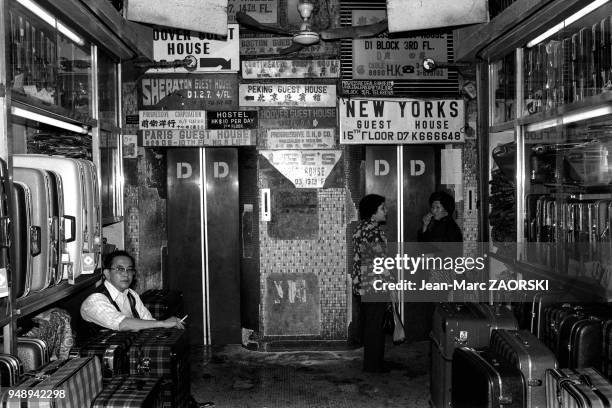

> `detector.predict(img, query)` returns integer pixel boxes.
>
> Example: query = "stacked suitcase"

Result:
[71,330,137,380]
[430,303,518,408]
[12,154,102,288]
[141,289,184,320]
[129,328,191,408]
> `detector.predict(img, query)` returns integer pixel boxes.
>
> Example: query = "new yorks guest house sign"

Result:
[339,98,465,144]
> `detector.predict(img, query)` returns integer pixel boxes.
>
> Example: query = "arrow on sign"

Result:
[199,58,232,69]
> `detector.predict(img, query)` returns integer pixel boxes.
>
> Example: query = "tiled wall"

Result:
[259,186,348,340]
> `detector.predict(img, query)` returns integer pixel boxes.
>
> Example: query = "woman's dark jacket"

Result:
[417,216,463,243]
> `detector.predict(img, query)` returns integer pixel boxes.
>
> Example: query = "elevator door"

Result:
[167,148,241,345]
[365,145,438,341]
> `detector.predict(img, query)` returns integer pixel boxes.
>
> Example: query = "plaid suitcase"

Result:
[129,329,190,408]
[72,331,135,379]
[3,356,103,408]
[140,289,184,320]
[91,375,164,407]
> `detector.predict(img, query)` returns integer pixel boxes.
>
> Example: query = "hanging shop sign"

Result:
[339,98,465,144]
[228,0,277,23]
[239,84,336,107]
[125,0,227,36]
[142,129,255,147]
[138,111,206,130]
[258,108,337,129]
[260,150,342,188]
[240,37,337,56]
[387,0,488,33]
[139,74,238,111]
[151,25,240,73]
[341,80,395,97]
[264,128,336,149]
[351,10,448,80]
[207,111,258,129]
[241,60,340,79]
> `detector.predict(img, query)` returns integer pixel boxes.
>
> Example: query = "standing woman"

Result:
[352,194,390,373]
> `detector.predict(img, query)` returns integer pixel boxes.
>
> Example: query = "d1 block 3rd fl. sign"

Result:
[149,24,240,73]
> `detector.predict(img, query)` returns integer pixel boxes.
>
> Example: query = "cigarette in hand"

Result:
[179,315,188,323]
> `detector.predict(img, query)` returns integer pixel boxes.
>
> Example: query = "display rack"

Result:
[0,0,151,354]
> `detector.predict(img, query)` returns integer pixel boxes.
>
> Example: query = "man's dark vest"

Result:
[83,284,140,334]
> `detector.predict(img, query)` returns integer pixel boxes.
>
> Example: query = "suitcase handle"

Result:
[29,226,41,256]
[0,216,10,249]
[63,215,75,243]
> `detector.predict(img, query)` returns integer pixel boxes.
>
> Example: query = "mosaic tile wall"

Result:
[258,182,348,340]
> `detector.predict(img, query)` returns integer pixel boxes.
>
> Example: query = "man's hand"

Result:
[162,316,185,330]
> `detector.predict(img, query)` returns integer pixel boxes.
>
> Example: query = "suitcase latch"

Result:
[527,379,542,387]
[138,357,151,375]
[498,395,513,405]
[454,331,468,345]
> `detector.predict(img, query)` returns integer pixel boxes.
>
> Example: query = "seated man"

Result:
[81,250,185,331]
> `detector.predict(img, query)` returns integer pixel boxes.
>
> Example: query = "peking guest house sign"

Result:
[339,98,465,144]
[239,84,336,107]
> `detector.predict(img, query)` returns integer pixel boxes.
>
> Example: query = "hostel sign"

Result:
[151,25,240,73]
[339,98,465,144]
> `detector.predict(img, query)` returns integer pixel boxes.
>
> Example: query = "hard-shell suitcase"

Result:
[531,291,577,342]
[490,329,557,408]
[129,329,190,407]
[13,167,52,292]
[430,303,518,408]
[73,330,134,379]
[77,159,101,272]
[2,356,103,408]
[452,347,525,408]
[0,353,23,387]
[13,154,87,283]
[141,289,184,320]
[546,367,612,408]
[45,170,65,285]
[17,337,49,372]
[11,182,31,298]
[91,375,164,408]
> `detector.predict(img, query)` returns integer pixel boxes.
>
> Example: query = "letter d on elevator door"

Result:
[177,162,192,179]
[410,160,425,176]
[214,162,229,178]
[374,160,389,176]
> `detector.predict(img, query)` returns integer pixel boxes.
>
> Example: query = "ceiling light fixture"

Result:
[11,106,89,134]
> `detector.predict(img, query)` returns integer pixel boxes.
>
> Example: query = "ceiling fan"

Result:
[236,0,388,55]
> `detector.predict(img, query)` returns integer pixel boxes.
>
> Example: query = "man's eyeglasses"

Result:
[110,266,136,274]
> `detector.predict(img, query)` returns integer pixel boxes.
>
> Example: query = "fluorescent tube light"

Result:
[525,119,559,132]
[11,106,89,134]
[15,0,54,27]
[57,22,85,47]
[562,105,612,124]
[527,0,610,48]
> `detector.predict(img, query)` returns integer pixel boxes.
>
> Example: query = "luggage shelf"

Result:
[15,272,101,317]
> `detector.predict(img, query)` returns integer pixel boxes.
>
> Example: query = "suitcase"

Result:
[13,154,88,283]
[452,347,525,408]
[13,167,53,292]
[129,329,190,408]
[72,331,134,379]
[0,353,24,387]
[0,158,11,299]
[17,337,49,372]
[430,303,518,408]
[2,356,103,408]
[11,182,31,298]
[546,367,612,408]
[490,329,557,408]
[531,291,577,342]
[91,375,164,407]
[141,289,184,320]
[77,159,101,272]
[45,170,66,285]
